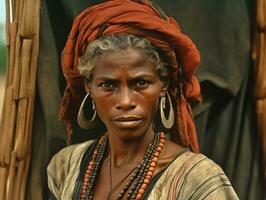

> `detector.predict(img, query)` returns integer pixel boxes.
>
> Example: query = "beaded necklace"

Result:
[80,132,166,200]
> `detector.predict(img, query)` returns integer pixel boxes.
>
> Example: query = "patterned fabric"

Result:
[47,141,239,200]
[147,152,239,200]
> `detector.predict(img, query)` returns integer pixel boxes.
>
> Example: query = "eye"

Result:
[98,82,116,89]
[134,80,150,89]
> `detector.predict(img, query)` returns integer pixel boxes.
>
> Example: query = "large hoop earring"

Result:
[160,91,174,129]
[77,93,97,129]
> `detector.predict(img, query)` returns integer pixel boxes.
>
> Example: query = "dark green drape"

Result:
[26,0,264,199]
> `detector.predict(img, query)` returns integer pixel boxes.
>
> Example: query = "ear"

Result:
[160,79,169,97]
[84,78,91,94]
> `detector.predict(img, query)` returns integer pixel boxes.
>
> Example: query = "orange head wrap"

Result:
[60,0,201,152]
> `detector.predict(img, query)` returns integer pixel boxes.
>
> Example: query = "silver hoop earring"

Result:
[160,92,174,129]
[77,93,97,129]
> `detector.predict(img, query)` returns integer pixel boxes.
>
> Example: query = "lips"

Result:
[113,116,142,128]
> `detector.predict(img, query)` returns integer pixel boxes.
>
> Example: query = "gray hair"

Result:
[78,35,168,80]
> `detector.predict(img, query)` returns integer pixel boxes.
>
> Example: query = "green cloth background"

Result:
[25,0,264,199]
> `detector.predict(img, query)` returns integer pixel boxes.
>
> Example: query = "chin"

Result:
[108,123,152,142]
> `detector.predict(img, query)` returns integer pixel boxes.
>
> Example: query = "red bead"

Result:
[157,146,162,152]
[84,173,89,178]
[138,188,145,194]
[148,166,155,172]
[160,133,166,138]
[84,177,89,182]
[145,175,151,180]
[141,183,148,189]
[147,171,153,176]
[136,193,142,199]
[152,157,158,162]
[160,138,166,143]
[158,142,164,148]
[154,152,160,157]
[144,178,150,184]
[150,161,156,167]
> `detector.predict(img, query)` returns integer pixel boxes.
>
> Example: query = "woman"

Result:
[47,0,239,199]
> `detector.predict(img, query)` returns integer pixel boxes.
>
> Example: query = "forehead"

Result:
[92,48,157,78]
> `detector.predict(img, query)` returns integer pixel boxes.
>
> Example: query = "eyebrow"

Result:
[95,73,156,81]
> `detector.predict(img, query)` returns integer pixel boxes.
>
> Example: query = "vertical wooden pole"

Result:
[252,0,266,195]
[0,0,41,199]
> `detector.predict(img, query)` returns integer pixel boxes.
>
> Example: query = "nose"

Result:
[115,87,136,111]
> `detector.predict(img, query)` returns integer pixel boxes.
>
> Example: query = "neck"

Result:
[107,127,154,168]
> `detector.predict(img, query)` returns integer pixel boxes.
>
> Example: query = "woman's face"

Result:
[88,48,166,140]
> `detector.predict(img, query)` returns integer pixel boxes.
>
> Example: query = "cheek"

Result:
[93,96,113,121]
[139,90,161,117]
[91,84,163,121]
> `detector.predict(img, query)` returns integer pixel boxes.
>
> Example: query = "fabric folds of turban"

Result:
[60,0,201,152]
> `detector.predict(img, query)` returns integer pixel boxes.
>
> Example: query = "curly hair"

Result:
[78,34,169,80]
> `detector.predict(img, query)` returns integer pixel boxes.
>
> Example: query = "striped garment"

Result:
[47,141,239,200]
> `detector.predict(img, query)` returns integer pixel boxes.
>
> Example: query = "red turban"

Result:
[60,0,201,152]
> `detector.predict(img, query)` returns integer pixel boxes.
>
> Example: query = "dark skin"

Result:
[87,48,183,200]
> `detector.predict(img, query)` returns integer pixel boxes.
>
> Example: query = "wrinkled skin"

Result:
[87,48,182,200]
[89,48,166,142]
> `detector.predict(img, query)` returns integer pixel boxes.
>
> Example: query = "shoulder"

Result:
[47,140,94,174]
[176,151,225,177]
[175,152,239,200]
[47,140,95,199]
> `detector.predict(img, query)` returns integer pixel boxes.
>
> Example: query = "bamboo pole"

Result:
[0,4,12,198]
[19,156,31,200]
[0,167,7,200]
[6,152,16,200]
[14,39,32,157]
[0,86,15,200]
[0,0,41,199]
[252,0,266,193]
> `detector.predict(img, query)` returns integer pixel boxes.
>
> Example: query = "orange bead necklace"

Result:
[80,132,166,200]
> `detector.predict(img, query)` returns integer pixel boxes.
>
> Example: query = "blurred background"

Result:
[0,0,264,199]
[0,0,6,120]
